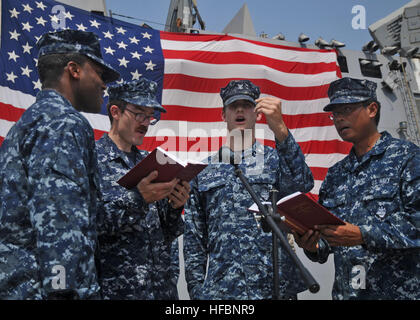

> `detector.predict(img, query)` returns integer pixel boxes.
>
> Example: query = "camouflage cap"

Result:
[220,80,261,107]
[36,29,120,84]
[324,77,377,111]
[108,78,166,113]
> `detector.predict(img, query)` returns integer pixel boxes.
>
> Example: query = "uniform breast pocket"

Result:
[197,178,227,210]
[362,183,399,220]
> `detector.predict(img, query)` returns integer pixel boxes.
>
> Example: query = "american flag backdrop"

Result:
[0,0,352,197]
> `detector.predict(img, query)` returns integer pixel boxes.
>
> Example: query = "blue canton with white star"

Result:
[1,0,165,115]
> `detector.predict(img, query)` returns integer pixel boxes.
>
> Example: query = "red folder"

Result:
[248,191,345,235]
[117,147,207,189]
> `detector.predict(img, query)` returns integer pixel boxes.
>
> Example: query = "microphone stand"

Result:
[269,189,280,300]
[233,164,320,297]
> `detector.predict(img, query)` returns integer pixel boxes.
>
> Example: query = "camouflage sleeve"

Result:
[183,178,208,300]
[156,200,184,243]
[27,121,99,299]
[359,151,420,251]
[96,173,183,240]
[275,130,314,195]
[170,238,180,285]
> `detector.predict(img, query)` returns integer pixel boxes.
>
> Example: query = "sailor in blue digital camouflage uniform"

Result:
[95,78,189,299]
[293,77,420,300]
[183,80,314,299]
[0,30,120,299]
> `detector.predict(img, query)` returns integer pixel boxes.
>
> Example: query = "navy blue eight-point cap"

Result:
[324,77,377,112]
[108,78,166,113]
[36,29,120,84]
[220,80,261,107]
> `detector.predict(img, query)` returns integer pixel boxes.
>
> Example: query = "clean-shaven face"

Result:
[330,102,372,143]
[222,99,257,132]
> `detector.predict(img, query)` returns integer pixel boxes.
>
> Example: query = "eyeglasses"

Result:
[125,108,158,125]
[328,104,364,121]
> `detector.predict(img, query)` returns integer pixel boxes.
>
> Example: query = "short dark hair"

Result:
[363,99,381,126]
[37,53,89,88]
[106,99,128,125]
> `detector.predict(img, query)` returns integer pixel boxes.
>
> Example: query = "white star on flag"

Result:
[21,22,34,32]
[130,69,142,80]
[104,46,116,55]
[103,31,114,39]
[143,46,154,53]
[6,71,18,83]
[9,8,20,18]
[145,60,156,71]
[22,4,33,14]
[36,16,47,26]
[129,36,140,44]
[32,79,42,90]
[116,27,127,35]
[89,19,100,28]
[76,23,87,31]
[49,15,60,24]
[21,66,33,78]
[118,57,130,68]
[130,51,142,60]
[9,29,20,41]
[22,42,33,54]
[63,11,74,20]
[35,1,47,11]
[141,32,152,39]
[117,41,128,50]
[8,51,19,62]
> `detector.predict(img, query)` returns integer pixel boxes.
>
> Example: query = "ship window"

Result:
[337,55,349,73]
[91,10,104,16]
[359,59,383,78]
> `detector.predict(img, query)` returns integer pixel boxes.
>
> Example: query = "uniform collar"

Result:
[36,89,76,113]
[346,131,391,170]
[100,133,140,166]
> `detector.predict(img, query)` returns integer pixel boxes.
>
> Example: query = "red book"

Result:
[117,147,208,189]
[248,191,345,235]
